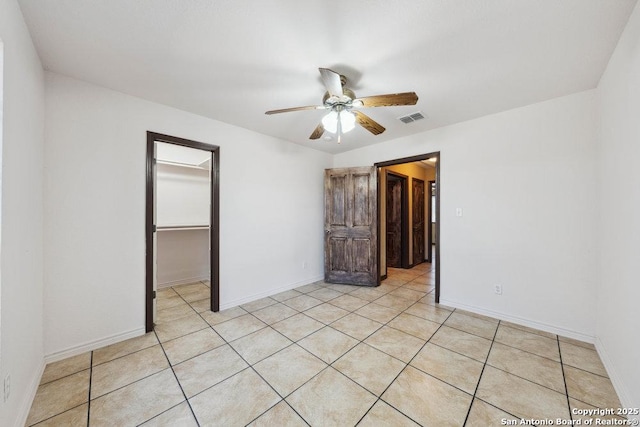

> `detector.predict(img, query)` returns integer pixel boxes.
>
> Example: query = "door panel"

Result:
[325,167,378,286]
[386,176,402,268]
[412,178,425,265]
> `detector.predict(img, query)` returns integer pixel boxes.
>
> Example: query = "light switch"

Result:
[456,208,463,217]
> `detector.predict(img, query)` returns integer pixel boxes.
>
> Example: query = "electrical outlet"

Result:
[494,285,503,295]
[4,374,10,402]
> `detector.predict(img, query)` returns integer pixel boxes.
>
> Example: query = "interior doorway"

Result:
[145,132,220,332]
[375,152,440,302]
[385,172,409,269]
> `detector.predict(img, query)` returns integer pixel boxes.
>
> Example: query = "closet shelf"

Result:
[157,225,210,231]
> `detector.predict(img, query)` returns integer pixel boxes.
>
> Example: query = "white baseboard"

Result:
[16,359,45,427]
[219,275,324,311]
[44,327,146,364]
[439,298,595,343]
[595,337,639,421]
[158,275,209,289]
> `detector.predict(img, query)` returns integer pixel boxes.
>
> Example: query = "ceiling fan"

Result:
[265,68,419,143]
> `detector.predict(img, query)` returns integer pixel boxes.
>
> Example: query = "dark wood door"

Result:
[386,175,403,268]
[412,178,425,265]
[324,167,378,286]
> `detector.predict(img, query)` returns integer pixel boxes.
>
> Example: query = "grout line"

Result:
[87,351,93,426]
[558,334,574,423]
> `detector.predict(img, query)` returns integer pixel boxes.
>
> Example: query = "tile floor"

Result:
[27,263,625,426]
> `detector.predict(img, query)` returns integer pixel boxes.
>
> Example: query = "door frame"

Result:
[384,170,410,271]
[145,132,220,332]
[426,180,436,263]
[375,152,440,303]
[412,177,426,267]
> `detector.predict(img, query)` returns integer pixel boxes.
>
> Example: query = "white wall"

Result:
[335,90,598,339]
[0,0,45,425]
[156,160,210,227]
[43,72,332,358]
[596,1,640,412]
[157,229,209,287]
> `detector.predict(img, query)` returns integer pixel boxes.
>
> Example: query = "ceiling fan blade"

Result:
[265,105,326,115]
[354,111,385,135]
[353,92,418,108]
[309,123,324,140]
[319,68,344,97]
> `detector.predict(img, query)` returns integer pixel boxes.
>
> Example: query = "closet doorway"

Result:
[145,132,220,333]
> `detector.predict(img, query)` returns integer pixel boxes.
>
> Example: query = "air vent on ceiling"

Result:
[398,111,426,124]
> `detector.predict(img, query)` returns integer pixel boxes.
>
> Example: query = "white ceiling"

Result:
[18,0,637,154]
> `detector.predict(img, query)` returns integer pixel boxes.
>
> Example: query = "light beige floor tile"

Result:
[89,369,184,427]
[154,313,209,342]
[161,328,225,365]
[465,398,518,427]
[559,335,596,350]
[348,287,387,302]
[230,327,292,364]
[181,288,210,303]
[271,313,324,341]
[173,282,208,296]
[329,294,369,311]
[402,281,431,293]
[294,283,323,293]
[373,294,415,311]
[253,344,327,397]
[564,365,621,409]
[189,369,281,427]
[560,341,608,377]
[333,343,406,396]
[364,326,425,363]
[304,303,349,324]
[157,294,187,311]
[382,365,472,426]
[287,367,376,426]
[157,287,177,298]
[330,313,383,341]
[173,344,248,397]
[357,400,420,427]
[247,401,307,426]
[282,294,323,311]
[156,303,197,323]
[487,342,565,393]
[429,325,492,362]
[93,332,159,366]
[200,306,247,326]
[494,325,560,361]
[27,370,90,426]
[387,312,440,340]
[31,403,88,427]
[355,303,402,323]
[381,277,407,287]
[476,366,569,420]
[271,289,303,302]
[453,309,499,324]
[307,287,343,302]
[444,311,498,339]
[325,283,363,293]
[189,298,211,313]
[387,287,425,302]
[240,297,277,313]
[140,401,198,426]
[212,314,267,342]
[251,302,298,324]
[40,352,91,385]
[404,302,451,323]
[91,344,169,398]
[298,326,359,364]
[411,343,484,394]
[501,320,557,339]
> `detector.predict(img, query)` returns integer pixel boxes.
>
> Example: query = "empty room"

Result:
[1,0,639,425]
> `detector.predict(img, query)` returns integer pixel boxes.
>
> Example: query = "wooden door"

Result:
[412,178,425,265]
[324,167,378,286]
[386,175,403,268]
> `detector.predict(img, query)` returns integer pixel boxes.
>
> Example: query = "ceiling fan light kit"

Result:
[265,68,418,143]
